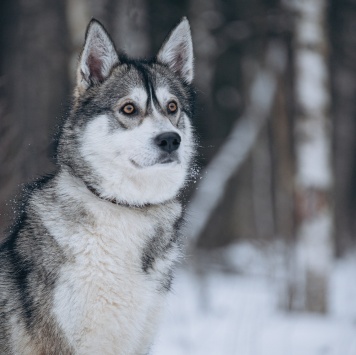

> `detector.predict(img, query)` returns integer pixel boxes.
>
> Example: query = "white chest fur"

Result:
[35,179,181,355]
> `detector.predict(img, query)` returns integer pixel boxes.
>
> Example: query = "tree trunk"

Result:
[329,0,356,256]
[0,0,70,235]
[184,43,286,249]
[291,0,334,313]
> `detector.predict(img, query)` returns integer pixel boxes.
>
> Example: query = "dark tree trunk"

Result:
[329,0,356,256]
[0,0,70,235]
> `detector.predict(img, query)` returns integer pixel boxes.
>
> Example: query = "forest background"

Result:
[1,0,356,353]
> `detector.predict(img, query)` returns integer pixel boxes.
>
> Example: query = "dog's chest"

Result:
[51,203,180,354]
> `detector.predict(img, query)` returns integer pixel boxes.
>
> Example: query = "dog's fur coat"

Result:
[0,18,195,354]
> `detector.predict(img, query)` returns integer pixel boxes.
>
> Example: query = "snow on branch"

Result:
[184,42,287,247]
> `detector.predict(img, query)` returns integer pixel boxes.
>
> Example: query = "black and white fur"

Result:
[0,18,195,354]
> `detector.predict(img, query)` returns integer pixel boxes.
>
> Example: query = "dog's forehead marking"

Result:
[128,87,148,105]
[155,87,175,103]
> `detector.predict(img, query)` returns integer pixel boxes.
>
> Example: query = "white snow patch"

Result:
[152,244,356,355]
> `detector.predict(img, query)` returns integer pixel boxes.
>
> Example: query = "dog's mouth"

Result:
[130,155,180,169]
[130,159,143,168]
[159,157,175,164]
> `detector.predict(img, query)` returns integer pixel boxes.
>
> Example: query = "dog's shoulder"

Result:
[0,173,75,355]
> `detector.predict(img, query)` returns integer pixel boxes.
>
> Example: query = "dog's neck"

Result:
[62,166,169,209]
[84,182,156,209]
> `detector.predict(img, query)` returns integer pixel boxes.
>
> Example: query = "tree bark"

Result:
[291,0,334,313]
[329,0,356,256]
[0,0,70,235]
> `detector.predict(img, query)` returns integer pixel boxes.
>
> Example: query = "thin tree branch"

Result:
[183,42,287,248]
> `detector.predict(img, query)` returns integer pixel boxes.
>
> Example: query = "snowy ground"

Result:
[153,243,356,355]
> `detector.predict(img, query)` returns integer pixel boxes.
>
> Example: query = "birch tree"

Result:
[291,0,333,313]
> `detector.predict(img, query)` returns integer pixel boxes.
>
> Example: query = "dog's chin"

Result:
[102,159,186,205]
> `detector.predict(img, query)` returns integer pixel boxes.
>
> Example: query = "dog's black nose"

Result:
[155,132,181,154]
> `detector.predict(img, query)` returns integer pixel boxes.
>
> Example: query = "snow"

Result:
[152,243,356,355]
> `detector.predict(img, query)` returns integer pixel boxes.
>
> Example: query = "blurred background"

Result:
[1,0,356,354]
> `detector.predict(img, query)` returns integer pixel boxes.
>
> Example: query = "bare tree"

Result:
[0,0,70,235]
[330,0,356,256]
[290,0,333,313]
[66,0,150,82]
[184,43,286,248]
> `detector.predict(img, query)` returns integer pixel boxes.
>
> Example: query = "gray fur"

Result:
[0,178,75,354]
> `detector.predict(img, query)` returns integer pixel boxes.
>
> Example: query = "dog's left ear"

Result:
[157,17,194,84]
[76,19,119,95]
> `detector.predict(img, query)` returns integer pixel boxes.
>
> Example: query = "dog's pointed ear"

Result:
[157,17,194,84]
[76,20,118,94]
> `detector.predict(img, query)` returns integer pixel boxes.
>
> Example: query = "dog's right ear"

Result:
[76,20,118,95]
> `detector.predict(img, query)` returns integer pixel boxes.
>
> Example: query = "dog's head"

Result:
[58,18,195,206]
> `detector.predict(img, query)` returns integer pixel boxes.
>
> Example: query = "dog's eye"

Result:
[167,101,178,114]
[121,103,136,115]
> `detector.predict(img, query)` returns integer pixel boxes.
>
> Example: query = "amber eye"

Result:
[122,103,136,115]
[167,101,178,113]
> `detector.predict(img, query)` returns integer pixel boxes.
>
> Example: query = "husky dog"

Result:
[0,17,195,354]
